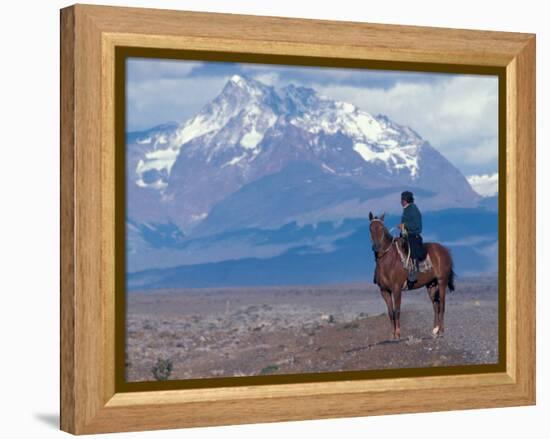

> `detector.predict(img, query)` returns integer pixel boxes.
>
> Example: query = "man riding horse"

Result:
[369,193,455,339]
[398,191,428,289]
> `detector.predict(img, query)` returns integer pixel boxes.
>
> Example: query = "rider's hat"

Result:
[401,191,414,203]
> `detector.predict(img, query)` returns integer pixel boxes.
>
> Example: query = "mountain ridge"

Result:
[127,207,498,289]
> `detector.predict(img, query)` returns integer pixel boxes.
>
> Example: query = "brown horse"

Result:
[368,212,455,339]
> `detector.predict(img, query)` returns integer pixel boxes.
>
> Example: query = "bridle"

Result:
[370,218,396,260]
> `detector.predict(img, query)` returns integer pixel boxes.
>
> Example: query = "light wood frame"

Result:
[60,4,536,435]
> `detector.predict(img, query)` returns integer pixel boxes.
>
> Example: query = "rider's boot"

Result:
[407,259,418,289]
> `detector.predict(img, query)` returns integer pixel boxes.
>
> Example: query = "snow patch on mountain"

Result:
[222,153,247,168]
[136,177,167,190]
[175,113,226,151]
[240,128,263,148]
[288,97,385,141]
[191,212,208,222]
[352,141,419,177]
[321,163,336,174]
[238,108,278,151]
[137,148,179,174]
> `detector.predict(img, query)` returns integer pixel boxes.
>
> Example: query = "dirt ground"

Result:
[126,276,499,382]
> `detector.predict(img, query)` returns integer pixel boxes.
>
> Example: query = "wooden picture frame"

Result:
[60,4,536,435]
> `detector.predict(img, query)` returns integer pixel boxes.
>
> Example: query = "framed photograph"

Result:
[60,4,536,435]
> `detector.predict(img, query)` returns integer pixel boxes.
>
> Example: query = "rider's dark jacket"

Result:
[401,203,422,234]
[401,203,426,261]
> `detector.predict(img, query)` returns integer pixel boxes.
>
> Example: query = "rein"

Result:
[376,241,395,260]
[370,219,397,261]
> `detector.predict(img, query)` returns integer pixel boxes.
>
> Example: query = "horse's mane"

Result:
[372,218,395,245]
[382,226,393,243]
[376,221,394,244]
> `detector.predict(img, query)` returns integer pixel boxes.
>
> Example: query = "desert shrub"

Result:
[260,364,279,375]
[151,357,173,381]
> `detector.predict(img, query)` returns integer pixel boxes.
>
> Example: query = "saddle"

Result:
[395,237,432,273]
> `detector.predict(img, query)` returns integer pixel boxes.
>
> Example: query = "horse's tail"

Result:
[448,266,456,292]
[443,244,456,292]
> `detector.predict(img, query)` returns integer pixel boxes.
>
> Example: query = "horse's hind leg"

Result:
[435,278,448,336]
[380,289,396,339]
[426,284,440,335]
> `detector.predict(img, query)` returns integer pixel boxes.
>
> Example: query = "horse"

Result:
[368,212,455,339]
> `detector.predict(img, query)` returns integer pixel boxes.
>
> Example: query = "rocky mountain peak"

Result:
[127,75,481,232]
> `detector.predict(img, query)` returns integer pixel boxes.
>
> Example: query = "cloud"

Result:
[249,71,280,86]
[467,173,498,197]
[239,63,450,90]
[187,61,245,78]
[126,58,230,131]
[127,76,228,131]
[127,58,202,82]
[316,75,498,173]
[460,138,499,166]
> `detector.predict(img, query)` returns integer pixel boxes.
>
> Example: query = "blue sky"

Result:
[126,58,499,176]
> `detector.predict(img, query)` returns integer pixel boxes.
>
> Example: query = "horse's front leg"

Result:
[392,286,402,339]
[380,289,396,339]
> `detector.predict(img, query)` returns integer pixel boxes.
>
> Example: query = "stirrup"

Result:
[407,261,418,285]
[407,266,417,281]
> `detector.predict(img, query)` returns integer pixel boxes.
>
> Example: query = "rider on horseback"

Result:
[398,191,427,288]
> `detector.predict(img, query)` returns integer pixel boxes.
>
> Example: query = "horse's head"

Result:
[368,211,388,252]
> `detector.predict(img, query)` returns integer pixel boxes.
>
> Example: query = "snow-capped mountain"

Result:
[127,74,480,233]
[133,75,424,188]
